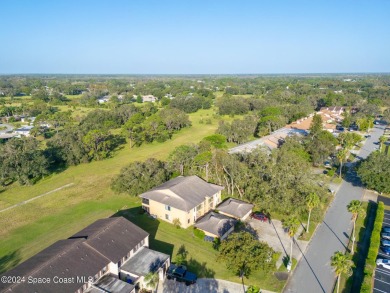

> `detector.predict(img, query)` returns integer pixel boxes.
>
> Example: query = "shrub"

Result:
[360,201,384,293]
[193,228,205,240]
[246,285,260,293]
[327,169,335,177]
[173,218,181,229]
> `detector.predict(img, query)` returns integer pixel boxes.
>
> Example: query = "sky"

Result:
[0,0,389,74]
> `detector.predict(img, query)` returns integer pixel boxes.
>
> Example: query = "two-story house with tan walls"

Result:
[140,175,224,229]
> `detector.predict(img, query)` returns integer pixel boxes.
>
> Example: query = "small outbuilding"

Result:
[194,211,237,240]
[217,198,254,221]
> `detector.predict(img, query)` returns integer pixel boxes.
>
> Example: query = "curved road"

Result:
[284,125,386,293]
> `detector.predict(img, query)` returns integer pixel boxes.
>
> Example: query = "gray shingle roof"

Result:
[139,176,223,212]
[0,238,111,293]
[217,198,254,219]
[120,247,169,277]
[71,217,149,263]
[86,274,135,293]
[194,212,237,238]
[0,217,149,293]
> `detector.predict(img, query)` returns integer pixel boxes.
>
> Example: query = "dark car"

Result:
[381,246,390,255]
[251,212,268,222]
[383,227,390,233]
[167,264,197,286]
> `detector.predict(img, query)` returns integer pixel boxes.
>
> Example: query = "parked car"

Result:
[381,246,390,255]
[251,212,268,222]
[377,258,390,270]
[324,161,332,168]
[381,240,390,247]
[383,227,390,233]
[167,264,197,286]
[381,232,390,240]
[364,134,371,138]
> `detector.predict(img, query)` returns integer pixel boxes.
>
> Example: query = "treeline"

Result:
[0,105,191,185]
[111,134,329,216]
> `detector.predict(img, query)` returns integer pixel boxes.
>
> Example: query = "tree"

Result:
[282,216,300,264]
[111,159,170,195]
[218,231,274,279]
[168,145,198,175]
[379,135,388,152]
[331,251,353,293]
[82,129,113,161]
[122,113,145,148]
[0,137,49,185]
[306,130,338,166]
[357,152,390,194]
[306,193,320,233]
[143,272,159,292]
[347,200,365,254]
[336,149,348,178]
[309,114,323,138]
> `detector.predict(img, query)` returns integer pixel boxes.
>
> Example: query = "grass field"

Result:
[0,107,290,290]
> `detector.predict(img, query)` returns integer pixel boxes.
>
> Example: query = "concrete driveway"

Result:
[247,218,308,261]
[157,278,247,293]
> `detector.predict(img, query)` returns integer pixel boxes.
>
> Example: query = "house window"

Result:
[165,214,170,220]
[188,219,190,224]
[165,205,171,211]
[142,198,150,205]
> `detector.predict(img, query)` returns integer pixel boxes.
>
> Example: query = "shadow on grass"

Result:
[112,206,174,257]
[187,257,215,278]
[0,250,21,274]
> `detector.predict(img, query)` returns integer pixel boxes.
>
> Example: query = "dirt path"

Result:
[0,183,74,213]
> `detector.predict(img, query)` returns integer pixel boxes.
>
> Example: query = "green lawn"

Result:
[117,208,285,292]
[0,106,285,290]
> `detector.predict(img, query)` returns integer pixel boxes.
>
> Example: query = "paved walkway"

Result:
[0,183,74,213]
[157,278,276,293]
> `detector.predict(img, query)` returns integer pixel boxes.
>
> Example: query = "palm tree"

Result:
[305,193,320,233]
[283,216,300,265]
[336,149,348,178]
[379,135,388,152]
[347,200,365,254]
[331,251,353,293]
[143,272,159,292]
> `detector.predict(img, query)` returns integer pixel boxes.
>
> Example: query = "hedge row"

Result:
[361,201,385,293]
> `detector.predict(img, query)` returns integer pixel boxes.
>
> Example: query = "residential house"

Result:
[194,211,237,240]
[140,175,224,228]
[217,198,254,221]
[142,95,157,103]
[14,125,34,137]
[0,217,169,293]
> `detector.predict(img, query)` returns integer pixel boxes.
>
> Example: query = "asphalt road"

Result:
[284,125,386,293]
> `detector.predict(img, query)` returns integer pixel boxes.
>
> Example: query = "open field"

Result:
[0,107,284,290]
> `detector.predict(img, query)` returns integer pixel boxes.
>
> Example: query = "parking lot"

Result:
[374,209,390,293]
[247,218,308,261]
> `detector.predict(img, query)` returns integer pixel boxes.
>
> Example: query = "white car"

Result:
[377,259,390,270]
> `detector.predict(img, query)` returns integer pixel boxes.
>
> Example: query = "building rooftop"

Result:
[139,176,223,212]
[71,217,149,264]
[194,212,237,238]
[121,247,169,277]
[86,274,135,293]
[217,198,254,219]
